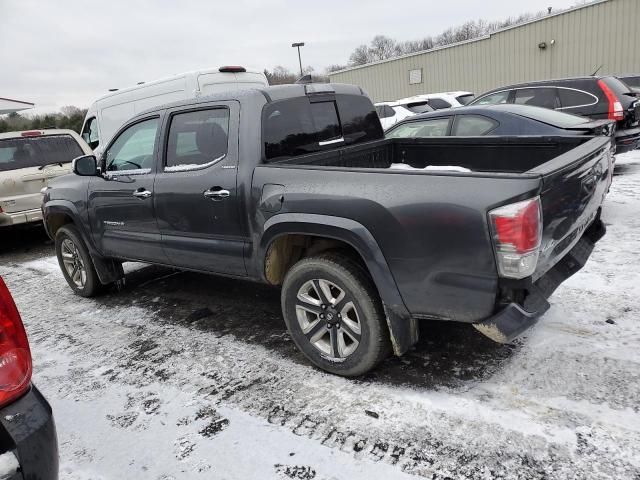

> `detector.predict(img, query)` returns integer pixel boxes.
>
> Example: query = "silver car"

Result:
[0,129,91,227]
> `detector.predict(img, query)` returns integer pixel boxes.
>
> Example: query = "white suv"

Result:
[398,91,475,110]
[0,129,92,227]
[375,99,433,130]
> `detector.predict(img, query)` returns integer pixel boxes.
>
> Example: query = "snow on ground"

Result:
[1,151,640,479]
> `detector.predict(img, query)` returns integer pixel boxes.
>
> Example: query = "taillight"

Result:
[0,277,32,407]
[598,79,624,121]
[20,130,43,137]
[489,197,542,279]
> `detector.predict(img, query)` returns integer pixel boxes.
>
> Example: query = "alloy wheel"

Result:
[61,239,87,288]
[295,279,362,359]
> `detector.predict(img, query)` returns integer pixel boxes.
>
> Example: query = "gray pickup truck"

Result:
[42,84,611,376]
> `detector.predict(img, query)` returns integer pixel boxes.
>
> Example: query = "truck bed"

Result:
[264,136,591,174]
[255,134,612,324]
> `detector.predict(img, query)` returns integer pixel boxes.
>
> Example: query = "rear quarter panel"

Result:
[252,166,542,322]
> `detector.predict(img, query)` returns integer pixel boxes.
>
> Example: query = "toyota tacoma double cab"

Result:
[42,83,611,376]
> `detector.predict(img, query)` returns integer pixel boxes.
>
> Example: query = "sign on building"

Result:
[409,69,423,85]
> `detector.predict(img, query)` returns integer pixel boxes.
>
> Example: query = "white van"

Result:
[80,66,268,155]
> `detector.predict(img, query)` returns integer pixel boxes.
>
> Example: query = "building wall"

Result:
[329,0,640,102]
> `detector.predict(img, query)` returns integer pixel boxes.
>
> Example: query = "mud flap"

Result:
[383,304,419,356]
[92,256,125,286]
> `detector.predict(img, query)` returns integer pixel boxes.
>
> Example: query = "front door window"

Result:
[104,118,159,172]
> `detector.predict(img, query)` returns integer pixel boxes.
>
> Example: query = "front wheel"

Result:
[55,225,101,297]
[281,254,391,376]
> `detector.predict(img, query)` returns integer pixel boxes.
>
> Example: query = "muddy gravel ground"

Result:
[1,153,639,479]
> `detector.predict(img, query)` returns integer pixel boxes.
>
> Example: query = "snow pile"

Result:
[389,163,471,173]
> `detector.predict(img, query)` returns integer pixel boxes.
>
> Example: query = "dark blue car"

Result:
[385,104,616,146]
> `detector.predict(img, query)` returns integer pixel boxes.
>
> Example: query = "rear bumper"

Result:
[0,386,58,480]
[614,127,640,153]
[0,208,43,228]
[474,218,606,343]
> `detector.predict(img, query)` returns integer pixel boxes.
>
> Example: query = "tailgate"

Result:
[528,137,612,279]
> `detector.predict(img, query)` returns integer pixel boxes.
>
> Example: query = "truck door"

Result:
[153,101,247,275]
[88,116,167,263]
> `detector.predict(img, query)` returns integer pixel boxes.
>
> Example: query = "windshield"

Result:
[491,104,590,128]
[456,94,475,105]
[0,135,83,173]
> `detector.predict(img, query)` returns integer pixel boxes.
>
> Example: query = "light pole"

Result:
[291,42,305,77]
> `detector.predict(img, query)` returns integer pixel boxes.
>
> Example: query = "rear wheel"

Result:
[55,225,101,297]
[281,253,390,376]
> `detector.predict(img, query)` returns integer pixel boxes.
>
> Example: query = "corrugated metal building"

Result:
[329,0,640,102]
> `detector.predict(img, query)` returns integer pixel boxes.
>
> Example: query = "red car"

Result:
[0,277,58,479]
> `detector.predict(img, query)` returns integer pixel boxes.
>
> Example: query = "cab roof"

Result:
[133,83,366,119]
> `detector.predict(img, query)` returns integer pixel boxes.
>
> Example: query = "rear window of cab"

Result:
[262,94,383,162]
[0,135,84,172]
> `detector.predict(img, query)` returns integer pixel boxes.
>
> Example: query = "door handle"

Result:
[203,187,230,201]
[132,189,152,199]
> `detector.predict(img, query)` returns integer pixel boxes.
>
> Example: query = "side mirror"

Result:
[72,155,98,176]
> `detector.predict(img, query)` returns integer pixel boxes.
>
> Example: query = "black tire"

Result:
[281,253,391,377]
[55,225,101,297]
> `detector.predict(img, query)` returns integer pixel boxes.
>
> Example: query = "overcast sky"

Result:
[1,0,578,114]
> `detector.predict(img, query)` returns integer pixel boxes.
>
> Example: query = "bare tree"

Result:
[349,45,371,66]
[342,8,550,68]
[326,64,348,73]
[368,35,399,61]
[264,66,297,85]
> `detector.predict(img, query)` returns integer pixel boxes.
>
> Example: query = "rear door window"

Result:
[558,89,597,109]
[386,118,451,138]
[474,91,510,105]
[451,115,498,136]
[165,108,229,170]
[514,88,560,109]
[0,135,84,172]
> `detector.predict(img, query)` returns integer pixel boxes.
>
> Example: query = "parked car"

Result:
[398,91,475,110]
[617,74,640,97]
[470,76,640,153]
[617,74,640,89]
[385,104,616,146]
[374,99,433,129]
[0,129,92,228]
[80,66,269,157]
[43,83,610,376]
[0,276,58,479]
